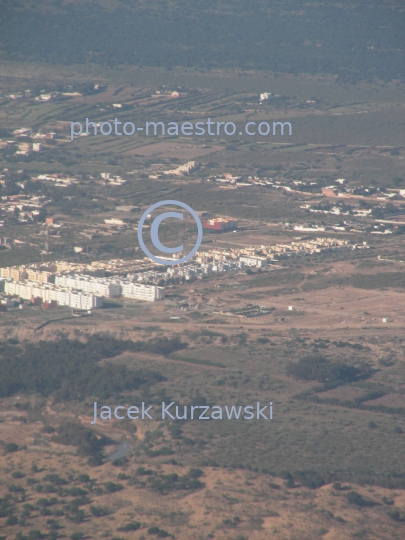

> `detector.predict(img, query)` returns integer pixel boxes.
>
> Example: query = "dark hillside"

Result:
[0,0,403,82]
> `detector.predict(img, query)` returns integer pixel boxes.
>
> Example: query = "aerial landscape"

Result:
[0,1,404,539]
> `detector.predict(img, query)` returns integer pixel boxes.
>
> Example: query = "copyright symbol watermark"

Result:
[137,200,203,265]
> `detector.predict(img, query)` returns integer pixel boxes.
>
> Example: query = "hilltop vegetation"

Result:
[0,0,404,82]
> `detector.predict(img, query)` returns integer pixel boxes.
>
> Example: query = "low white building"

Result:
[104,218,125,225]
[260,92,271,101]
[239,256,269,267]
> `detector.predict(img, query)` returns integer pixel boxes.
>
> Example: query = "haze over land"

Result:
[0,2,404,539]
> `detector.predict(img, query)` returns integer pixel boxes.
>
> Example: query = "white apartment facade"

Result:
[3,280,102,309]
[55,274,164,302]
[55,275,121,297]
[120,281,164,301]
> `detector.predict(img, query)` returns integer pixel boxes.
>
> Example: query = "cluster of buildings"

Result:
[205,174,405,204]
[300,202,369,217]
[321,182,405,201]
[150,161,199,179]
[194,238,355,266]
[164,161,198,176]
[203,218,238,232]
[124,238,358,283]
[0,261,165,309]
[128,258,247,283]
[0,128,57,157]
[0,234,363,312]
[15,142,42,156]
[206,173,264,186]
[12,128,56,140]
[1,266,54,283]
[43,258,158,276]
[0,192,51,224]
[100,173,127,186]
[161,260,246,280]
[34,91,83,102]
[152,90,186,99]
[0,139,46,157]
[252,237,353,259]
[3,86,100,103]
[37,173,78,187]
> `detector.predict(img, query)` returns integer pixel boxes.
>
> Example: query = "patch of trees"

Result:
[387,509,405,521]
[168,423,183,439]
[133,468,204,495]
[287,354,371,384]
[332,341,369,351]
[104,481,124,493]
[290,470,326,489]
[42,474,69,486]
[346,491,378,507]
[117,522,141,532]
[145,447,174,458]
[333,482,351,491]
[0,494,18,524]
[143,336,187,356]
[0,335,189,400]
[148,471,204,494]
[147,526,171,537]
[4,442,19,453]
[350,272,405,290]
[52,421,110,464]
[90,505,110,517]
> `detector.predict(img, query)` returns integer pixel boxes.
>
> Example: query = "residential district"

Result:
[0,235,363,311]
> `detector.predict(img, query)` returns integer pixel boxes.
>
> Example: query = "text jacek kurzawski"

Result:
[91,402,273,424]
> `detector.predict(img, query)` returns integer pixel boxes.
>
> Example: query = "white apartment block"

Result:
[54,274,164,302]
[55,275,121,297]
[120,281,164,301]
[4,280,102,309]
